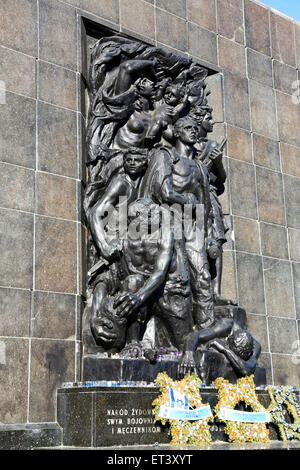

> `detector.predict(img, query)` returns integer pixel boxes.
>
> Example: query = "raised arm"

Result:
[114,59,156,95]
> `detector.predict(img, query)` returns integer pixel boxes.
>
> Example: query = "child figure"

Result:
[146,83,189,143]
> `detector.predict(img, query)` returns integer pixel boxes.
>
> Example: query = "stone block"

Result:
[0,424,62,450]
[258,353,272,385]
[260,222,288,260]
[229,159,257,219]
[0,92,36,169]
[244,0,271,56]
[31,291,76,340]
[273,60,297,95]
[0,162,34,212]
[120,0,155,39]
[39,0,77,70]
[0,209,33,289]
[0,46,36,98]
[34,216,77,293]
[156,9,187,52]
[288,228,300,262]
[253,134,280,171]
[38,61,77,111]
[37,102,77,178]
[0,288,31,337]
[216,0,244,44]
[256,166,285,225]
[221,250,237,304]
[29,339,75,422]
[233,216,260,254]
[295,24,300,69]
[292,262,300,319]
[270,12,296,67]
[247,48,273,87]
[283,174,300,230]
[67,0,119,23]
[157,0,186,18]
[223,71,250,130]
[272,354,300,389]
[236,252,265,314]
[206,74,224,124]
[57,391,93,447]
[249,80,277,140]
[280,142,300,178]
[268,317,297,354]
[247,314,269,353]
[188,23,217,65]
[36,172,77,221]
[0,338,29,424]
[276,90,300,147]
[0,0,37,56]
[263,258,295,318]
[186,0,216,32]
[227,125,252,163]
[218,37,246,75]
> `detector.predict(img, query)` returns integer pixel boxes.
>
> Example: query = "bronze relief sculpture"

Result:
[83,36,265,385]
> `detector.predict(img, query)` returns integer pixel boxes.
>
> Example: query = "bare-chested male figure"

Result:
[140,117,215,329]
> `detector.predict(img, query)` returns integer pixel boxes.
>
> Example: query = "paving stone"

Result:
[292,262,300,319]
[272,354,300,389]
[221,250,238,304]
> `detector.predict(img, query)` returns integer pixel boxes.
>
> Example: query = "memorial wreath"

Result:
[214,375,270,443]
[267,386,300,441]
[152,372,213,445]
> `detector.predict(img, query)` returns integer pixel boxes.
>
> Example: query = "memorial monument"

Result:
[81,36,265,386]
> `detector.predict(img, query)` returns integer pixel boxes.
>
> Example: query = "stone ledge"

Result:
[0,423,62,450]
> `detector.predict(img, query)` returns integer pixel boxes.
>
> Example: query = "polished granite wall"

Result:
[0,0,299,424]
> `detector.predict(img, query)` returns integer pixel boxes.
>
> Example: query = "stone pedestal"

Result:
[56,383,290,448]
